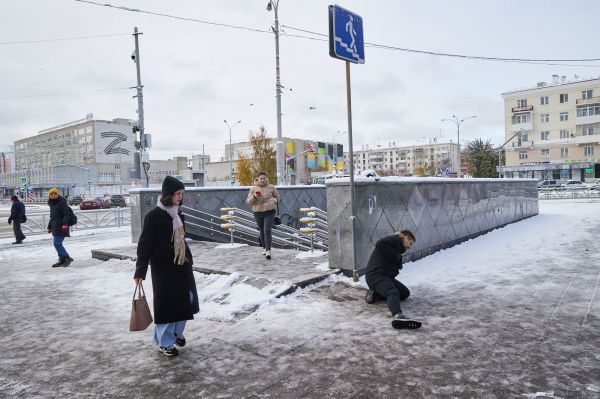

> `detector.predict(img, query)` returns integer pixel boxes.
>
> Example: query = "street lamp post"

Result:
[267,0,284,185]
[442,115,477,177]
[497,129,524,178]
[224,120,242,186]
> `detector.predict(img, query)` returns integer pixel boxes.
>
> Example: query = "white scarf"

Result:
[157,197,187,265]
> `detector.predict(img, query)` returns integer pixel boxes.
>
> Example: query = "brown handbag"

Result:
[129,283,153,331]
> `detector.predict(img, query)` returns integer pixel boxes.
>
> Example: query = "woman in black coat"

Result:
[47,188,73,267]
[134,176,199,357]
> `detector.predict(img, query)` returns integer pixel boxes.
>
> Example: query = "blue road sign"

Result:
[329,5,365,64]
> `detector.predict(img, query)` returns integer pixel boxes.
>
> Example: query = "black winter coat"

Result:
[9,200,26,223]
[134,207,199,324]
[47,196,70,237]
[365,234,406,279]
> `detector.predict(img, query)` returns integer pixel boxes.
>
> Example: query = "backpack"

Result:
[66,206,78,226]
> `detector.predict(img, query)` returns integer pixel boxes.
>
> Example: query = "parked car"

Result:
[109,194,127,207]
[68,195,84,205]
[80,197,111,210]
[587,181,600,191]
[537,180,560,189]
[562,180,585,188]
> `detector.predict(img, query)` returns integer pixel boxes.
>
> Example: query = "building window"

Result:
[560,112,569,121]
[584,146,595,156]
[560,129,570,139]
[517,99,528,108]
[560,93,569,103]
[560,148,569,157]
[541,149,550,158]
[519,151,528,160]
[520,132,529,142]
[582,89,593,99]
[512,113,531,124]
[540,96,549,105]
[540,113,549,123]
[540,131,550,140]
[576,104,600,117]
[584,127,594,136]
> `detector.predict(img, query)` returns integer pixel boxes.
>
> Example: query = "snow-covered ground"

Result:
[1,199,599,398]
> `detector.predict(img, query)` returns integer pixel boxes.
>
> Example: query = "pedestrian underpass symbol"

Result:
[328,4,365,64]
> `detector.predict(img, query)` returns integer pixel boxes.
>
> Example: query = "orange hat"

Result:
[48,188,59,196]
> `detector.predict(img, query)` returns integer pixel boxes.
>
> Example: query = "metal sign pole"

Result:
[345,61,358,282]
[329,4,364,282]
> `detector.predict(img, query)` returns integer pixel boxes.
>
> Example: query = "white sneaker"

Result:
[265,250,271,260]
[262,248,267,256]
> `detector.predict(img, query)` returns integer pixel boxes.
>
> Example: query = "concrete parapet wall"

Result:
[129,186,327,243]
[326,178,539,276]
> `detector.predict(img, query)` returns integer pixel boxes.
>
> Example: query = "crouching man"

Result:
[365,230,421,330]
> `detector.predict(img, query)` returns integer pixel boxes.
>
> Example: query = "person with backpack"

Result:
[47,188,73,267]
[8,195,26,244]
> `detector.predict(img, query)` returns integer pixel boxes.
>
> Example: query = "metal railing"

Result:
[1,208,131,238]
[538,187,600,199]
[181,205,328,251]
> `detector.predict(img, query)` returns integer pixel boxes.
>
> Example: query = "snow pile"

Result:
[214,243,249,250]
[295,250,327,259]
[195,272,292,321]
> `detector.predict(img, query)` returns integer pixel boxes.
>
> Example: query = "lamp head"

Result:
[266,1,272,11]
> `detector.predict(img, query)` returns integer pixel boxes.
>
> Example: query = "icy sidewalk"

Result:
[92,240,337,298]
[1,199,599,398]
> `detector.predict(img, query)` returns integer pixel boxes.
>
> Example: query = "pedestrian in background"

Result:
[8,195,26,244]
[246,171,279,260]
[134,176,199,357]
[47,188,73,267]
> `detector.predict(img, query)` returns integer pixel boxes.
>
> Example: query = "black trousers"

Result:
[253,209,275,251]
[12,222,25,242]
[366,273,410,316]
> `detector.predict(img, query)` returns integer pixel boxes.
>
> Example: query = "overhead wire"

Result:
[0,33,131,45]
[0,87,131,101]
[73,0,270,34]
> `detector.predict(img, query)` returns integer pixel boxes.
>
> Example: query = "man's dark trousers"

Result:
[12,222,25,242]
[366,274,410,316]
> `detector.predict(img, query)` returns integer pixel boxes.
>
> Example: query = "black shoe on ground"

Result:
[158,346,179,357]
[175,335,186,348]
[391,313,422,330]
[365,289,384,304]
[12,241,23,244]
[63,257,73,267]
[52,259,65,268]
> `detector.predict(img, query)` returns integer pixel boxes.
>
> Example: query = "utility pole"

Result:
[132,27,147,187]
[267,0,284,185]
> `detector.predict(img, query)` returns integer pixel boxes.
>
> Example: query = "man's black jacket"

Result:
[365,234,406,279]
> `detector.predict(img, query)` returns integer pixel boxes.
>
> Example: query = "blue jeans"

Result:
[53,235,70,259]
[153,290,194,348]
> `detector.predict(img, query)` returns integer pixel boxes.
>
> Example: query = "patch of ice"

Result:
[522,391,562,398]
[214,243,249,250]
[296,250,327,259]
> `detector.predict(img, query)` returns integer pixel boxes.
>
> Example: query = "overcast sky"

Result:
[2,0,600,160]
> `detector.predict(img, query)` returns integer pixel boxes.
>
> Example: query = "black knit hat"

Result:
[161,175,185,196]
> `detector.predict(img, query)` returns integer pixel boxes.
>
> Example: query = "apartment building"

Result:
[343,139,459,176]
[501,75,600,181]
